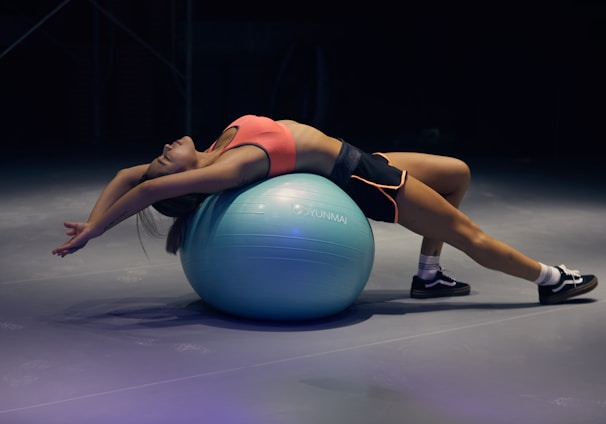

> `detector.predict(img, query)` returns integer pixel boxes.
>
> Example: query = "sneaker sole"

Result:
[410,286,471,299]
[539,276,598,305]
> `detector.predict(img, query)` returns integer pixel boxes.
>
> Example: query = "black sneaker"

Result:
[538,265,598,305]
[410,269,471,299]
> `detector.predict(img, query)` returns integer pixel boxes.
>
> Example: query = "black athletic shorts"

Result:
[328,140,407,223]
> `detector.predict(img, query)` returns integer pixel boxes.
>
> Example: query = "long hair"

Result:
[136,174,209,255]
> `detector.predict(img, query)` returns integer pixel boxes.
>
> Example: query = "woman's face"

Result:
[146,136,197,177]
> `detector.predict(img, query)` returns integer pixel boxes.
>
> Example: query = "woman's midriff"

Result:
[279,120,343,177]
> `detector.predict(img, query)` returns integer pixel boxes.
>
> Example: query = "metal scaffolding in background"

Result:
[0,0,193,144]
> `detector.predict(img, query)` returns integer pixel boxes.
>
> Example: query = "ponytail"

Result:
[165,215,190,255]
[136,174,209,254]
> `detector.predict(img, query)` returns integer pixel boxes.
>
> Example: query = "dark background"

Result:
[1,0,604,159]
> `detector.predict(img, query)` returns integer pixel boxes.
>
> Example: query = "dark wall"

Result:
[1,1,604,157]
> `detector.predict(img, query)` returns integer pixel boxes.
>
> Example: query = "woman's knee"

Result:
[427,156,471,196]
[450,158,471,191]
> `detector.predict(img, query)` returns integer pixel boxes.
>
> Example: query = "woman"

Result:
[51,115,597,304]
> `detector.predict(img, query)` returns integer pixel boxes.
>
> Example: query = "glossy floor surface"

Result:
[1,154,605,424]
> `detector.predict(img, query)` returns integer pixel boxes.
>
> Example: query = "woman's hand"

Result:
[51,222,95,257]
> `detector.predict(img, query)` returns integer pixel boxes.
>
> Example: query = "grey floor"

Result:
[1,154,605,424]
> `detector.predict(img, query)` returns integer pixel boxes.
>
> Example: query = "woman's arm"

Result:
[51,164,149,257]
[87,164,149,222]
[89,157,257,233]
[52,153,263,257]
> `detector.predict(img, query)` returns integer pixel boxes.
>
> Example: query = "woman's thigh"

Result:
[383,152,470,195]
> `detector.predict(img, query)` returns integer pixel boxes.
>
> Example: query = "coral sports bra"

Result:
[208,115,297,177]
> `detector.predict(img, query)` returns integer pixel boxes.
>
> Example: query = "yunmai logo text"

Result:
[291,203,348,224]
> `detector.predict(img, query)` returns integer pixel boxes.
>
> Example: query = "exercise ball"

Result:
[180,173,375,321]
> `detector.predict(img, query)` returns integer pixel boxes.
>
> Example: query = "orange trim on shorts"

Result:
[351,156,407,223]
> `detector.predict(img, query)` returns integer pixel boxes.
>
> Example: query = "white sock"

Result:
[535,263,561,286]
[417,254,440,280]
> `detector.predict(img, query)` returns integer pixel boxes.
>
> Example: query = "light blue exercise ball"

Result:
[180,173,375,321]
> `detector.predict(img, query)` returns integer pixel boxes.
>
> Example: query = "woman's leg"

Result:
[383,152,470,257]
[397,174,598,303]
[384,153,472,293]
[396,174,542,281]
